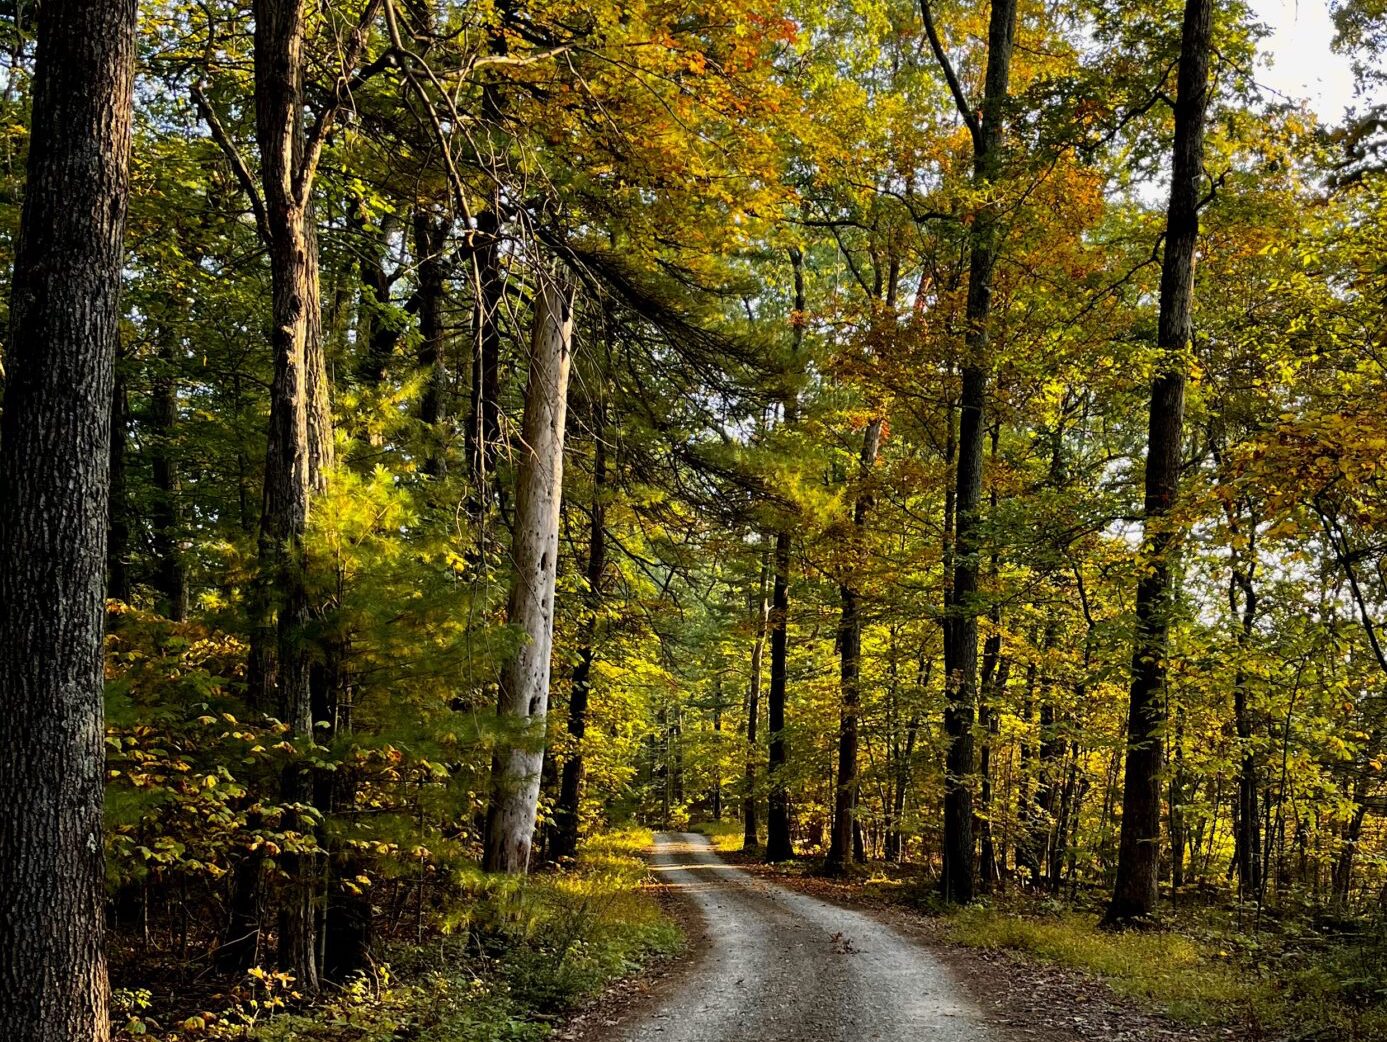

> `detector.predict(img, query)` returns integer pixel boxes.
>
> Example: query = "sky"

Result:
[1248,0,1361,120]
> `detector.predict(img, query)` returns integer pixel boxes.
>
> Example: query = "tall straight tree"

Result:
[920,0,1019,904]
[0,1,137,1039]
[826,418,883,876]
[765,246,805,863]
[1105,0,1213,926]
[551,394,608,863]
[242,0,381,989]
[483,270,576,873]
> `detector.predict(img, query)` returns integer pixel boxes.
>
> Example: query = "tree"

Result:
[0,1,137,1038]
[1105,0,1213,927]
[483,269,576,873]
[920,0,1019,905]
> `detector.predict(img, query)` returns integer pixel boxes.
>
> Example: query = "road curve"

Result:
[613,832,992,1042]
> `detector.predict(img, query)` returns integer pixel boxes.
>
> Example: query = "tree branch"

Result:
[919,0,980,145]
[297,0,386,206]
[191,81,272,245]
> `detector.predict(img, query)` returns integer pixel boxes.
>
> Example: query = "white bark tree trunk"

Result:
[483,269,575,874]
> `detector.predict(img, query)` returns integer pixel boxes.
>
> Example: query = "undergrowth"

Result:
[114,829,679,1042]
[944,899,1387,1040]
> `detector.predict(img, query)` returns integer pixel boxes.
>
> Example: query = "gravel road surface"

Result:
[612,832,993,1042]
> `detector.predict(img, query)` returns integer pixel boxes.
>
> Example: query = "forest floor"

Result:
[568,829,1385,1042]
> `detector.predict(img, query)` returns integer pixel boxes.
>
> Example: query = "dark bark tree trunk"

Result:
[743,542,770,851]
[552,403,606,863]
[766,247,805,864]
[246,0,378,988]
[352,204,401,387]
[255,0,321,980]
[482,271,574,873]
[922,0,1018,905]
[150,330,188,620]
[1105,0,1212,927]
[414,207,448,474]
[466,206,503,490]
[108,347,131,605]
[826,418,882,876]
[0,2,136,1038]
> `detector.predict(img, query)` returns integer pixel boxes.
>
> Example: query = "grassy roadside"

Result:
[941,900,1387,1038]
[115,829,681,1042]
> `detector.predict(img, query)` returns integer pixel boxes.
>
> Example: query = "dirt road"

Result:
[611,832,993,1042]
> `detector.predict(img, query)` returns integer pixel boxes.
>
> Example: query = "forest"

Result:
[3,0,1387,1039]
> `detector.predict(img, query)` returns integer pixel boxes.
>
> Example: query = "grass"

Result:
[944,900,1387,1040]
[946,905,1258,1023]
[687,819,747,854]
[114,829,681,1042]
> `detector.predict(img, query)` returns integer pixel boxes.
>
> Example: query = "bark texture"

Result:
[826,418,883,876]
[1106,0,1212,926]
[925,0,1018,905]
[0,2,137,1038]
[483,272,575,874]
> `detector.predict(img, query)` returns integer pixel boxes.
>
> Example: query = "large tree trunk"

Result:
[249,0,340,990]
[482,271,575,873]
[0,1,136,1038]
[930,0,1018,906]
[1105,0,1212,927]
[551,403,606,863]
[826,418,882,876]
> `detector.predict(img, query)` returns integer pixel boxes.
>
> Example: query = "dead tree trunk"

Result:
[482,270,575,874]
[0,2,136,1038]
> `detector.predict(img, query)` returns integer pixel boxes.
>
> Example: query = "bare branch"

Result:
[919,0,980,145]
[191,81,272,245]
[296,0,386,206]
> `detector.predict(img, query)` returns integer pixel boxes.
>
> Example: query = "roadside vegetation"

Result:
[112,831,679,1042]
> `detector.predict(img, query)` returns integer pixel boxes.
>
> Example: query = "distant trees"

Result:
[0,1,137,1038]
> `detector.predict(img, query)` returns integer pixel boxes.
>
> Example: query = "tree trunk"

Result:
[482,271,574,873]
[250,0,344,990]
[150,329,187,620]
[467,206,503,489]
[0,2,135,1038]
[766,248,804,864]
[827,418,882,876]
[1105,0,1211,927]
[107,347,131,604]
[352,204,401,387]
[414,207,448,474]
[934,0,1018,906]
[743,542,770,851]
[552,403,606,863]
